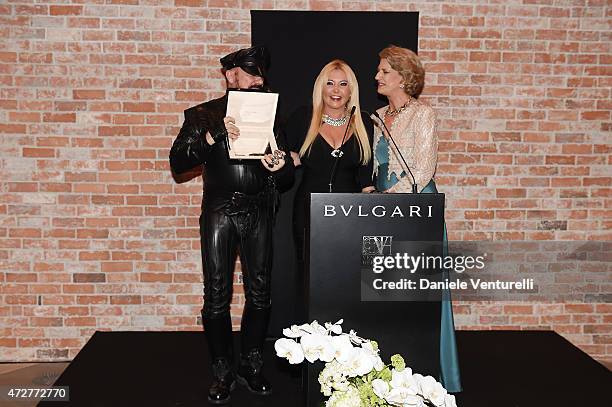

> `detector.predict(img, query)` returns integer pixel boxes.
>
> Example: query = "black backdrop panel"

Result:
[251,11,420,337]
[251,11,419,117]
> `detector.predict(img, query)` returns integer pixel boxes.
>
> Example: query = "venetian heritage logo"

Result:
[361,235,393,266]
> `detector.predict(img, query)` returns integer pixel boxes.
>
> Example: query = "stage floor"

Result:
[38,330,610,406]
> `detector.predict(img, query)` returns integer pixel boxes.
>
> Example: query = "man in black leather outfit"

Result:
[169,45,293,405]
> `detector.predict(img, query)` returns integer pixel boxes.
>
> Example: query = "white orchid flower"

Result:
[274,338,304,364]
[335,341,357,365]
[339,347,374,377]
[325,319,343,335]
[361,341,384,371]
[319,337,337,362]
[347,329,365,344]
[330,334,354,361]
[443,393,457,407]
[293,321,322,335]
[352,347,375,376]
[302,320,327,336]
[373,355,385,371]
[412,373,424,393]
[301,333,335,363]
[419,375,447,407]
[282,324,305,338]
[390,367,417,392]
[372,378,390,399]
[386,387,421,407]
[297,322,316,334]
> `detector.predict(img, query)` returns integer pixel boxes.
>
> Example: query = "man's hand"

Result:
[261,150,286,172]
[205,116,239,145]
[224,116,239,141]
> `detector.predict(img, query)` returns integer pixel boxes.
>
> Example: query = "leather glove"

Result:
[209,124,228,144]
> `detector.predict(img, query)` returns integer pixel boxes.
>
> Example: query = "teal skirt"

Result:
[421,180,462,393]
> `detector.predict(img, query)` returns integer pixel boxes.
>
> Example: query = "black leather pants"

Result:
[200,192,273,358]
[200,193,273,358]
[200,191,273,317]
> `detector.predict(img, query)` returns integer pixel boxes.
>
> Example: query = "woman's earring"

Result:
[399,83,405,89]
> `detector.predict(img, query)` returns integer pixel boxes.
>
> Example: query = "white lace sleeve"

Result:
[412,106,438,190]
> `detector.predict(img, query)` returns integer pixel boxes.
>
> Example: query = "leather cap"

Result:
[220,45,270,79]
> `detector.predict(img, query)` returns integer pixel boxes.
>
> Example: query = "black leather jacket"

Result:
[169,92,294,196]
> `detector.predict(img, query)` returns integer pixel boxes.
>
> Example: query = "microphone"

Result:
[371,110,418,194]
[328,106,356,193]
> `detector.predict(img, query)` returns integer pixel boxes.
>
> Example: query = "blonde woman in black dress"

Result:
[284,60,374,318]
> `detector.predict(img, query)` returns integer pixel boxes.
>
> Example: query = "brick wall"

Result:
[0,1,610,364]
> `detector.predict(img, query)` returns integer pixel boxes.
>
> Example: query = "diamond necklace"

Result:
[322,113,349,127]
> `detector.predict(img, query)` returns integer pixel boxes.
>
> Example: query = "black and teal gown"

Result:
[375,136,463,393]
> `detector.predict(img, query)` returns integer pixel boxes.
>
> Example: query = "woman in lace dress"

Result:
[373,45,462,393]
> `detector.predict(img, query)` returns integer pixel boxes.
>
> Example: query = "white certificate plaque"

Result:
[226,90,279,159]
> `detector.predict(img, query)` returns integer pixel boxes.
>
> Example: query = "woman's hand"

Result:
[361,186,376,193]
[289,151,301,167]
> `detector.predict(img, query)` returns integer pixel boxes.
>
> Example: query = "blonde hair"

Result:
[299,60,371,165]
[379,45,425,98]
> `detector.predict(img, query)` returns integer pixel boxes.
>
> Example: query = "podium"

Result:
[304,193,445,406]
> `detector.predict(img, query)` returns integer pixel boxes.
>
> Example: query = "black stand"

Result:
[304,193,445,406]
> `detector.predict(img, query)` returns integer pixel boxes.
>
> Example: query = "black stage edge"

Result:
[38,332,301,407]
[39,331,611,407]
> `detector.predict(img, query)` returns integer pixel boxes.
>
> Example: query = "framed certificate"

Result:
[226,90,279,159]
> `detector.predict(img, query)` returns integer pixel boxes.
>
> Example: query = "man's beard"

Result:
[245,83,268,92]
[230,83,267,92]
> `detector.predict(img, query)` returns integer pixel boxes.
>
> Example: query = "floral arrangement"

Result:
[275,320,457,407]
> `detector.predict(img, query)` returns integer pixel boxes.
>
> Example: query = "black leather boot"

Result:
[208,357,235,404]
[240,306,270,354]
[236,348,272,395]
[236,306,272,395]
[204,313,235,404]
